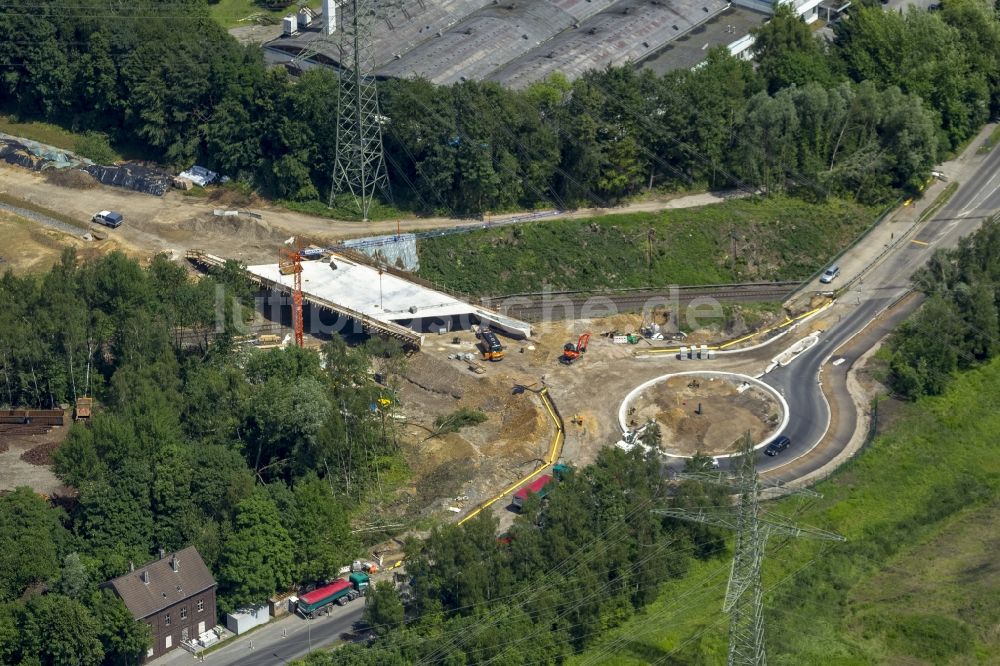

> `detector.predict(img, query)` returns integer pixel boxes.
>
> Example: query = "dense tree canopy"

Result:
[4,0,998,215]
[296,448,729,665]
[0,251,398,662]
[886,216,1000,399]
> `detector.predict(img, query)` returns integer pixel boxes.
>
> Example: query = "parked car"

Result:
[928,2,942,10]
[764,436,791,456]
[819,264,840,284]
[92,210,124,228]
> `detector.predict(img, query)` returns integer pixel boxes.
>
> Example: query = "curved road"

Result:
[759,140,1000,481]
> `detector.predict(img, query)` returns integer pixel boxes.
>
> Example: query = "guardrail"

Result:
[789,198,901,300]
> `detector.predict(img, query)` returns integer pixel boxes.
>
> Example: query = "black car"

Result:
[764,436,791,456]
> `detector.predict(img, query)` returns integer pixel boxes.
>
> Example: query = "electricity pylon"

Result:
[331,0,389,221]
[656,433,845,665]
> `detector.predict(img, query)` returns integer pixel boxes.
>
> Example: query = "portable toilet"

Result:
[679,346,687,360]
[700,344,708,359]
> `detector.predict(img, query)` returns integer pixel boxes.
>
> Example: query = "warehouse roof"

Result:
[262,0,729,87]
[490,0,730,88]
[639,6,768,75]
[264,0,493,70]
[378,0,596,84]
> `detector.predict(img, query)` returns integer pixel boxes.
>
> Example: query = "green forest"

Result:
[299,445,733,666]
[2,1,999,214]
[884,215,1000,399]
[0,250,399,664]
[0,251,737,665]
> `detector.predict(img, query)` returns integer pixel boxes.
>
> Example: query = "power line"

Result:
[656,431,845,665]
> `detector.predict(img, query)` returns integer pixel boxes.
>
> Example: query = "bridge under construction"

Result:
[186,250,532,350]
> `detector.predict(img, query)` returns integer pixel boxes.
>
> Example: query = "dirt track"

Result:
[0,163,739,266]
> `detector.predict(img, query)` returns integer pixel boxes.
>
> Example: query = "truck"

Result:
[348,572,370,592]
[512,474,553,509]
[92,210,124,228]
[479,330,504,362]
[296,575,368,618]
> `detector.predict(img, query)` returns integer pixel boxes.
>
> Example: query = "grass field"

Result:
[573,357,1000,665]
[416,196,880,295]
[0,115,86,152]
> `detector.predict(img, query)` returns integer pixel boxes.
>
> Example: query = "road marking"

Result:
[911,239,929,246]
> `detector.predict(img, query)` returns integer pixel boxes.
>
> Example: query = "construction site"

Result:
[182,235,824,527]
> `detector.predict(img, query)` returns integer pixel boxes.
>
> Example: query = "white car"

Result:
[819,264,840,284]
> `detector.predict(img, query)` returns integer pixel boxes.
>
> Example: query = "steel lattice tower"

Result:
[657,433,845,666]
[331,0,389,221]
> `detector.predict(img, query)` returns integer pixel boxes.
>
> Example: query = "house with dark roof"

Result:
[103,546,217,663]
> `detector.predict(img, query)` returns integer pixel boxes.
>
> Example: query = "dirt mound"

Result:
[186,214,277,242]
[630,375,781,456]
[207,186,260,208]
[44,169,97,189]
[21,440,60,465]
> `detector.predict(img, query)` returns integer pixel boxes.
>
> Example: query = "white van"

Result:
[820,264,840,284]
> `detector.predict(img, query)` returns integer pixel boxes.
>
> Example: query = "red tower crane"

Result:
[278,246,304,348]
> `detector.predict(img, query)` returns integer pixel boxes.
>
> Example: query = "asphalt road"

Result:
[162,604,364,666]
[759,141,1000,478]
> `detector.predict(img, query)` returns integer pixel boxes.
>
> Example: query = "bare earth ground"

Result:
[627,375,781,456]
[0,210,118,272]
[392,347,553,522]
[0,162,737,267]
[0,158,807,525]
[0,425,71,497]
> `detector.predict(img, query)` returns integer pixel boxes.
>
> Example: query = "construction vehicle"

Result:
[560,332,591,365]
[295,575,368,618]
[479,329,504,361]
[74,397,93,421]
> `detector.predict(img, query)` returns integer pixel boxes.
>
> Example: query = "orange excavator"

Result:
[560,332,591,365]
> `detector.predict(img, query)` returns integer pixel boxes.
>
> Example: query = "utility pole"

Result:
[656,433,845,665]
[331,0,389,221]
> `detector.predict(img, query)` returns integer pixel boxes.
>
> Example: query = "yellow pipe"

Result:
[639,302,832,355]
[458,388,565,525]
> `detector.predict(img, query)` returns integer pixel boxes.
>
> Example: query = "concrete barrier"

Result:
[617,371,789,458]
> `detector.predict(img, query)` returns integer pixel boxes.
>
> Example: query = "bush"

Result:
[73,132,118,165]
[884,614,975,662]
[432,408,487,433]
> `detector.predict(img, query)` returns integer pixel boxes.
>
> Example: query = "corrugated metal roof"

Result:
[105,547,216,620]
[490,0,730,88]
[262,0,729,87]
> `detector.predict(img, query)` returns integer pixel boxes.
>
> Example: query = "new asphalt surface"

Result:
[758,139,1000,480]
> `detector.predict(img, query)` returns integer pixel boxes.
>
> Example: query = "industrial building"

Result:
[264,0,833,87]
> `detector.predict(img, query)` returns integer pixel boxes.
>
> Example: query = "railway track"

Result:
[482,281,801,321]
